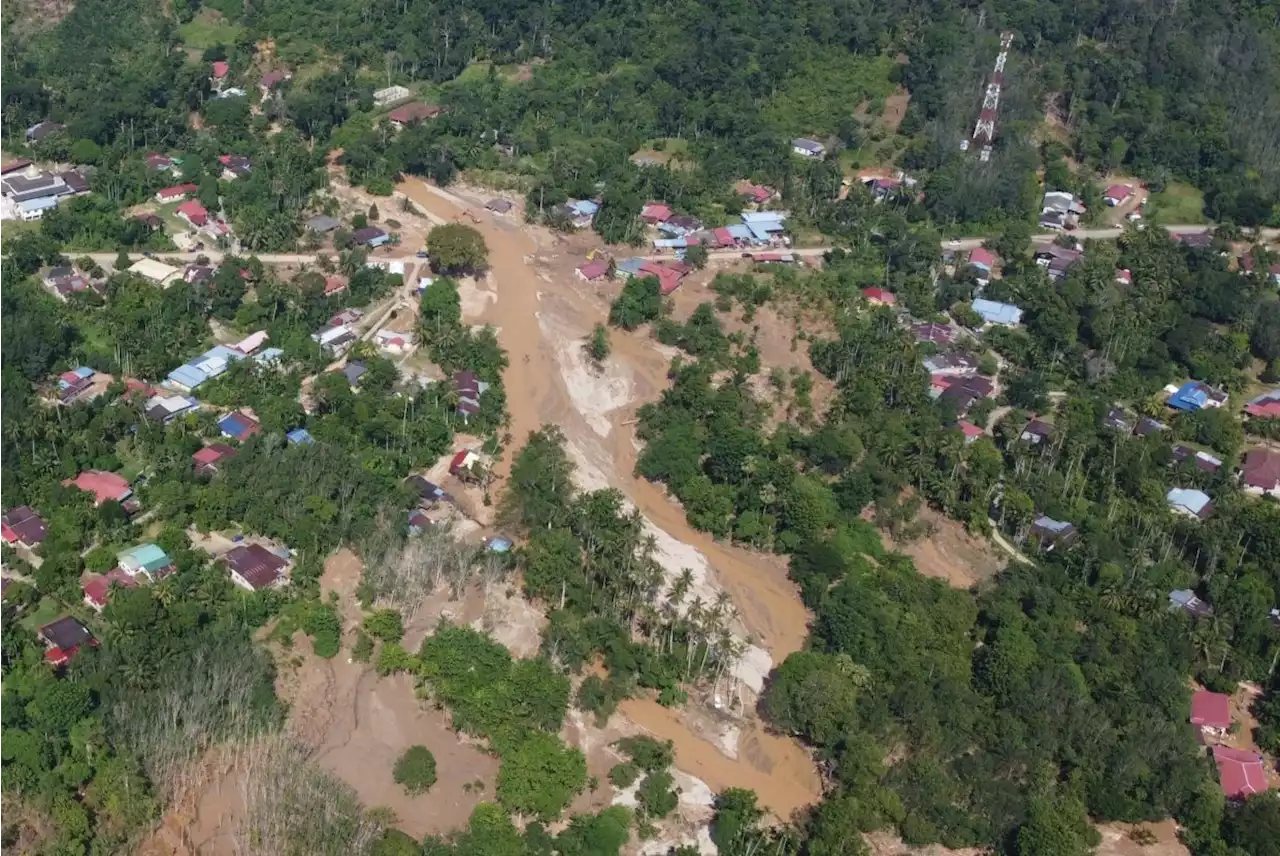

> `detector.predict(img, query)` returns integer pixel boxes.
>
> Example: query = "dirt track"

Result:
[396,178,822,818]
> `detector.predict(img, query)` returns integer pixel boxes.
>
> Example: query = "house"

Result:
[1169,589,1215,618]
[1190,690,1232,737]
[406,475,450,508]
[1115,268,1133,286]
[2,506,47,548]
[923,352,979,377]
[641,202,673,224]
[1171,444,1223,473]
[1102,408,1135,433]
[748,252,796,264]
[639,260,686,295]
[175,199,208,227]
[450,448,484,480]
[1102,184,1133,206]
[25,120,64,142]
[956,421,985,443]
[486,198,513,215]
[64,470,132,506]
[219,155,252,180]
[1029,516,1078,552]
[184,265,214,285]
[791,138,825,158]
[2,170,72,203]
[211,61,230,86]
[407,509,432,534]
[1174,232,1214,249]
[134,212,163,231]
[1212,746,1269,801]
[329,308,364,326]
[341,361,368,387]
[967,247,998,277]
[15,196,59,220]
[1020,419,1054,445]
[565,199,600,228]
[453,370,490,422]
[233,330,269,355]
[864,176,903,202]
[660,213,703,235]
[862,287,896,307]
[1241,448,1280,497]
[145,394,199,424]
[54,366,97,402]
[971,298,1023,327]
[166,345,245,391]
[740,210,788,237]
[1042,191,1085,216]
[1166,487,1213,520]
[312,323,358,353]
[259,69,291,95]
[145,153,176,172]
[374,329,416,354]
[118,543,174,579]
[38,616,96,666]
[218,409,262,442]
[1166,381,1228,412]
[224,543,291,591]
[373,85,412,107]
[83,567,139,612]
[286,428,315,446]
[937,376,994,416]
[1245,389,1280,420]
[352,226,389,248]
[738,183,775,205]
[1135,416,1168,437]
[388,102,443,128]
[1,158,33,175]
[576,259,611,281]
[305,214,340,233]
[912,322,956,346]
[255,347,284,367]
[321,275,348,297]
[193,443,238,475]
[155,183,197,203]
[59,170,89,195]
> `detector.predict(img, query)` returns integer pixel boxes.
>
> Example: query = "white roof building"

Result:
[128,258,182,286]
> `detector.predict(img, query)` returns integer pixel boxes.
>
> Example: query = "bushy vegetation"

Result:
[393,745,438,794]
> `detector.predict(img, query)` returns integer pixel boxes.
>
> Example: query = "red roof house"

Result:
[176,199,208,227]
[1241,448,1280,497]
[63,471,131,506]
[968,247,997,270]
[211,61,230,80]
[83,567,139,612]
[640,202,673,224]
[576,259,610,281]
[156,183,198,203]
[2,506,48,548]
[324,275,348,296]
[193,443,238,475]
[1103,184,1132,206]
[389,103,443,126]
[1212,746,1269,800]
[957,421,985,442]
[639,261,685,295]
[862,287,896,307]
[1245,390,1280,419]
[1190,689,1232,732]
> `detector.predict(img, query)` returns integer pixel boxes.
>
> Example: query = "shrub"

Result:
[393,745,437,794]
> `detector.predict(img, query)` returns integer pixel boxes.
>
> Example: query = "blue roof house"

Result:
[726,224,754,242]
[971,298,1023,327]
[286,428,315,445]
[1167,487,1213,519]
[615,257,647,278]
[741,211,787,231]
[1166,381,1228,412]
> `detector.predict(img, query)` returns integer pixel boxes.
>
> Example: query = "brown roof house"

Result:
[1241,448,1280,498]
[389,103,443,129]
[224,543,292,592]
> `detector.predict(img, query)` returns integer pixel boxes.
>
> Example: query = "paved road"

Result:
[81,224,1277,272]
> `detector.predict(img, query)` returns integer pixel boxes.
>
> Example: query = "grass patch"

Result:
[19,597,65,635]
[179,11,243,50]
[1147,181,1207,225]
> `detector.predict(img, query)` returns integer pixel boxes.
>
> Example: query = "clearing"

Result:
[1146,182,1207,225]
[892,503,1007,589]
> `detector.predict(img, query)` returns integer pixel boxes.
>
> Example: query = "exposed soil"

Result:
[893,504,1005,589]
[1094,820,1189,856]
[879,89,911,134]
[395,177,822,819]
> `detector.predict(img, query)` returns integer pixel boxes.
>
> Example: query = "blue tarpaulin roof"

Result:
[286,428,315,445]
[1167,382,1209,411]
[568,200,599,216]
